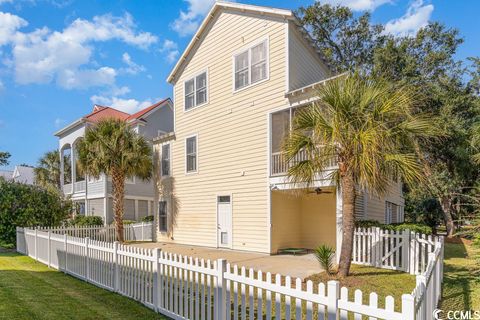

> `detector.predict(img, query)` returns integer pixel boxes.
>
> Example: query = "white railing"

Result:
[352,227,442,275]
[63,183,72,194]
[271,150,337,176]
[73,180,86,192]
[16,226,444,320]
[38,222,153,242]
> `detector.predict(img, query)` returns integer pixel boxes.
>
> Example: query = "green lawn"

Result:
[440,239,480,311]
[0,249,168,320]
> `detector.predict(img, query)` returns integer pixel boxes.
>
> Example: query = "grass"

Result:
[306,264,416,311]
[439,239,480,311]
[0,249,168,320]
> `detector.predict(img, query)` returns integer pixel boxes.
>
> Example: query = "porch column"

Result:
[59,149,64,188]
[71,144,76,187]
[335,184,343,263]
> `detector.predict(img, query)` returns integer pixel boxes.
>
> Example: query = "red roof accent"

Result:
[126,98,170,121]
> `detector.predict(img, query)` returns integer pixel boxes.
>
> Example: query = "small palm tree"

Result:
[34,150,61,190]
[283,73,437,277]
[77,119,153,242]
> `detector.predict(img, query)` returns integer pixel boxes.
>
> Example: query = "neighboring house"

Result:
[54,99,174,224]
[152,1,405,257]
[0,165,35,184]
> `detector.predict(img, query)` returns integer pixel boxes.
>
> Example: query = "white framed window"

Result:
[158,200,167,232]
[385,201,398,224]
[184,70,208,111]
[185,135,198,173]
[161,143,170,177]
[234,39,268,91]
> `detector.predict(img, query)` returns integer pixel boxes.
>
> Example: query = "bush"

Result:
[0,178,71,246]
[141,215,154,222]
[68,215,103,227]
[355,220,433,234]
[314,244,336,275]
[122,220,136,225]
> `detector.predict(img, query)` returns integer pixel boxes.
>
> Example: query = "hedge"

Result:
[355,220,433,235]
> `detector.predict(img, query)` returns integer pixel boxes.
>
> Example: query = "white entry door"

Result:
[217,195,232,248]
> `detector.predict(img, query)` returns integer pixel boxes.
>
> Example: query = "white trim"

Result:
[285,21,290,93]
[166,1,293,83]
[160,142,171,177]
[158,199,168,233]
[185,133,199,175]
[183,68,209,112]
[232,37,270,93]
[216,193,233,249]
[267,112,272,253]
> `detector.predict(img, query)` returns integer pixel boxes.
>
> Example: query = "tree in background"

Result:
[77,119,153,242]
[296,3,480,237]
[0,151,10,166]
[0,178,71,246]
[283,74,437,277]
[34,150,61,191]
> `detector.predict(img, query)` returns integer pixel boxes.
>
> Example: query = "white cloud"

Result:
[0,11,157,89]
[320,0,392,11]
[54,118,65,127]
[159,39,179,64]
[0,0,13,5]
[384,0,433,36]
[90,94,152,114]
[171,0,219,37]
[121,52,145,75]
[0,11,27,46]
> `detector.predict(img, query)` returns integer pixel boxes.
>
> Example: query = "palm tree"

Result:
[283,73,438,277]
[34,150,61,190]
[77,119,153,242]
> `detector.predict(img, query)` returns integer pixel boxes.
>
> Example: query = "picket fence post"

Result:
[409,231,416,275]
[401,294,415,320]
[327,280,339,320]
[141,222,145,241]
[85,237,90,282]
[64,233,68,271]
[152,248,160,311]
[113,241,119,292]
[215,259,227,320]
[374,227,381,267]
[34,228,38,261]
[416,274,427,320]
[47,231,51,268]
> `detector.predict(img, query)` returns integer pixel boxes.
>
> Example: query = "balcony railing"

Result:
[63,183,72,194]
[271,149,338,176]
[74,180,86,193]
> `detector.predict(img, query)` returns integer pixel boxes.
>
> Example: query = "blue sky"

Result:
[0,0,478,170]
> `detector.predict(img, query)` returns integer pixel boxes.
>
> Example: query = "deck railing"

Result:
[62,183,72,194]
[271,150,337,176]
[73,180,86,192]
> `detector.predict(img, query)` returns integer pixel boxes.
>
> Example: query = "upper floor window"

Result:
[186,135,197,173]
[184,71,208,111]
[234,40,268,91]
[161,144,170,176]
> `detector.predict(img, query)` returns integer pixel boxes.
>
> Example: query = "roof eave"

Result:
[54,118,85,137]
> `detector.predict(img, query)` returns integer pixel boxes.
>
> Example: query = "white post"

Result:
[113,241,119,292]
[327,280,339,320]
[416,275,427,320]
[85,237,90,281]
[47,231,51,268]
[34,228,38,261]
[409,231,416,275]
[401,294,415,320]
[335,185,343,264]
[403,229,410,273]
[64,233,68,272]
[215,259,227,320]
[375,227,381,267]
[152,248,160,311]
[141,222,145,241]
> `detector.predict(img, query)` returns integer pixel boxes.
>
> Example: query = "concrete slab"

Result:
[130,242,324,280]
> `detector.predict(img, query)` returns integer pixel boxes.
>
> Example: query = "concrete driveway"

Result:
[130,242,323,280]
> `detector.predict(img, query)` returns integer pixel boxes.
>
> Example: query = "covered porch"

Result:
[270,187,340,258]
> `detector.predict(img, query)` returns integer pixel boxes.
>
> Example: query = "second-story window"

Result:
[184,71,208,111]
[186,135,197,173]
[161,144,170,176]
[234,40,268,91]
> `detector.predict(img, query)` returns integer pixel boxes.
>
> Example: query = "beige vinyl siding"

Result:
[365,180,404,223]
[288,22,330,91]
[161,9,288,253]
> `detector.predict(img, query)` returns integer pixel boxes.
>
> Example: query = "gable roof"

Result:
[166,1,330,84]
[0,170,13,181]
[54,98,172,137]
[12,165,35,185]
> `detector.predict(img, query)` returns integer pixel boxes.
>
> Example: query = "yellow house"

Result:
[153,1,404,258]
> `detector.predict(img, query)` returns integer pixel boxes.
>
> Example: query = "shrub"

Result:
[0,178,71,246]
[122,220,136,225]
[355,220,433,234]
[141,215,154,222]
[68,215,103,227]
[314,244,336,275]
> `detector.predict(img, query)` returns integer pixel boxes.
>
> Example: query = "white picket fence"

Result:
[16,226,444,320]
[35,222,153,242]
[352,227,442,275]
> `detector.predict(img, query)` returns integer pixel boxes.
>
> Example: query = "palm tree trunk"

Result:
[439,195,455,237]
[338,169,356,278]
[111,167,125,242]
